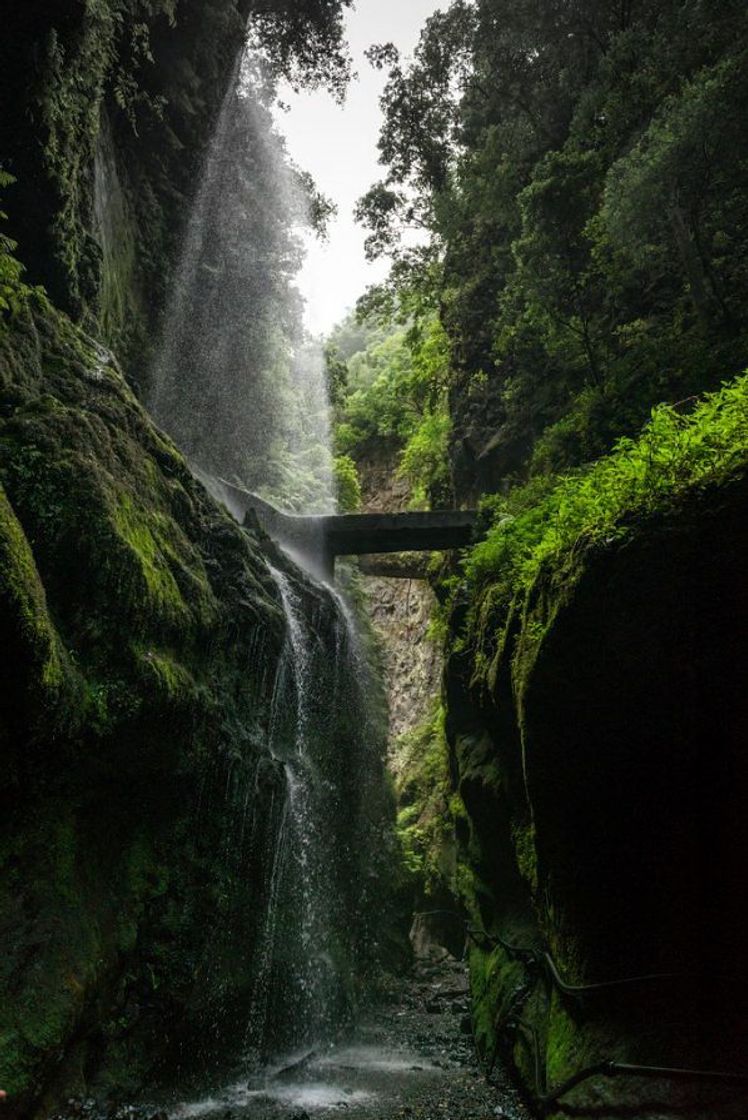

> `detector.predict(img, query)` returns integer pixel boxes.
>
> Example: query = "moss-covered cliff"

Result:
[0,290,271,1108]
[0,292,396,1116]
[442,383,748,1116]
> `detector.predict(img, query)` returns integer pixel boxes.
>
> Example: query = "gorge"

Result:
[1,3,748,1120]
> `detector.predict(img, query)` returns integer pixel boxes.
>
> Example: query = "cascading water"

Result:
[245,565,343,1061]
[148,46,335,513]
[168,557,400,1117]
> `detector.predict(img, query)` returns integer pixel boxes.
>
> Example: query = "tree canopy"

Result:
[356,0,748,498]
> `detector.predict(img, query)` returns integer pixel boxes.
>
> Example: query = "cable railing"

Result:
[413,909,748,1110]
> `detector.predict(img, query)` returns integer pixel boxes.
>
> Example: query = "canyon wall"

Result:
[445,476,748,1117]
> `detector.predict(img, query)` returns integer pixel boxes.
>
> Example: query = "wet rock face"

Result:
[363,574,441,745]
[445,479,748,1117]
[353,444,457,955]
[0,0,245,360]
[356,444,442,747]
[0,297,285,1111]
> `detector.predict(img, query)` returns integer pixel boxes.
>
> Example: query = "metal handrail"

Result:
[413,910,748,1107]
[515,1019,748,1108]
[465,923,745,996]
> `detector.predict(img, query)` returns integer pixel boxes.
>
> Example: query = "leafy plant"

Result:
[0,174,28,323]
[333,454,362,512]
[464,374,748,613]
[330,312,453,507]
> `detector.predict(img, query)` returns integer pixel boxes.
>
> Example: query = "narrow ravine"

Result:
[3,4,748,1120]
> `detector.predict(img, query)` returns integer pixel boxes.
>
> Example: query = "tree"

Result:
[357,0,748,491]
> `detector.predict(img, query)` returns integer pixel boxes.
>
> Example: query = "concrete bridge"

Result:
[215,480,479,580]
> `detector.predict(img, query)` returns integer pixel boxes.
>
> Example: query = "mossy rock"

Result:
[445,476,748,1118]
[0,293,401,1114]
[0,295,288,1111]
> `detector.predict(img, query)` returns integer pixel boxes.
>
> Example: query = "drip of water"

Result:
[244,790,290,1056]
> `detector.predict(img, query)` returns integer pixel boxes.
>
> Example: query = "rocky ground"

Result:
[54,955,532,1120]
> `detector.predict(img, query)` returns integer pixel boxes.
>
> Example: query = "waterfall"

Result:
[148,47,335,513]
[256,566,341,1054]
[142,34,397,1098]
[233,561,392,1072]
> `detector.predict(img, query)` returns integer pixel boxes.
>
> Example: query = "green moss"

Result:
[392,705,461,900]
[511,822,537,893]
[460,372,748,694]
[0,483,66,696]
[0,294,287,1103]
[0,811,96,1093]
[468,943,526,1064]
[110,492,190,622]
[133,645,199,704]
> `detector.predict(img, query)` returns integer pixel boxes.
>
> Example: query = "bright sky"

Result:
[278,0,444,337]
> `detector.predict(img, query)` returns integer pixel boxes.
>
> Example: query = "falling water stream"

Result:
[167,558,477,1120]
[148,46,334,510]
[256,566,341,1053]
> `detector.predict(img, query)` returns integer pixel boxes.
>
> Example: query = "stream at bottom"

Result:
[168,957,530,1120]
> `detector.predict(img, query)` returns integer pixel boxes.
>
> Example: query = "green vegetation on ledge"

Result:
[460,372,748,658]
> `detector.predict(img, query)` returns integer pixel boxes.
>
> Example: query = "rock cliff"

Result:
[0,295,396,1114]
[445,476,748,1117]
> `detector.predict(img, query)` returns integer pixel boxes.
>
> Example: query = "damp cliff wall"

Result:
[358,447,442,745]
[0,1,252,380]
[444,467,748,1118]
[354,446,467,955]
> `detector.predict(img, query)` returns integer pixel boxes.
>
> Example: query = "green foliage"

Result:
[464,374,748,611]
[0,175,28,323]
[0,236,25,321]
[324,342,350,409]
[333,454,362,512]
[330,312,453,506]
[392,705,462,899]
[360,0,748,489]
[0,484,72,713]
[249,0,354,99]
[398,408,451,508]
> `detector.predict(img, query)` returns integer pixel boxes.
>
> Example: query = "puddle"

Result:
[171,1044,435,1118]
[174,1082,372,1117]
[316,1045,437,1073]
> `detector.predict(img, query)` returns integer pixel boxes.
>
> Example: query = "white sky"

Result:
[277,0,444,337]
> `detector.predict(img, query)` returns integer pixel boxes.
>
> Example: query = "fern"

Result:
[465,374,748,603]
